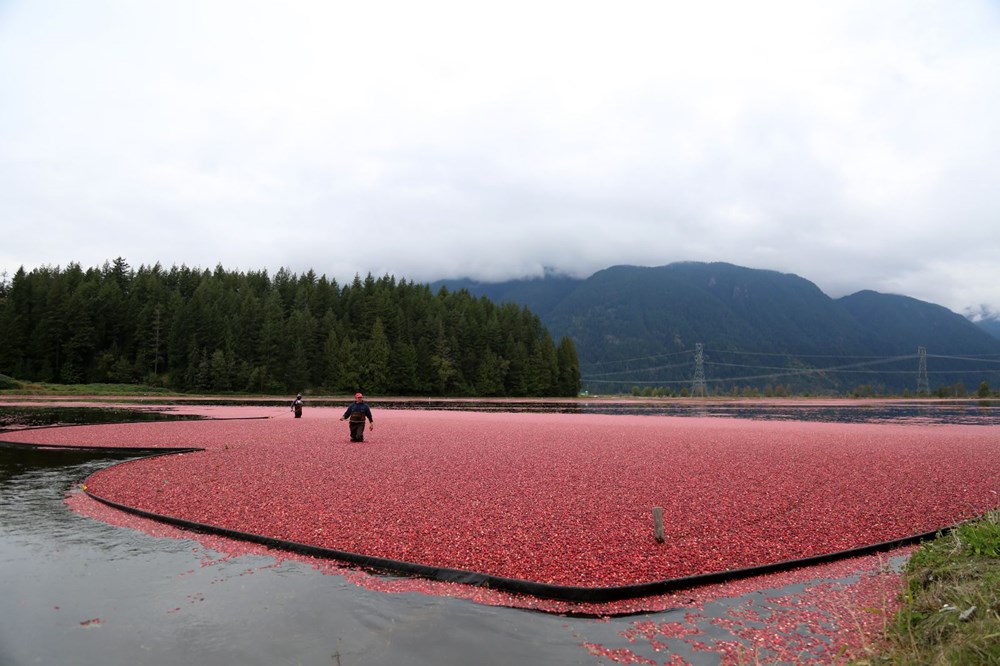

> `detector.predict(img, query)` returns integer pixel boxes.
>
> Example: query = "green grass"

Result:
[857,512,1000,665]
[0,380,177,396]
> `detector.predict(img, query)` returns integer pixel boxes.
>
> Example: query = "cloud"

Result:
[1,0,999,315]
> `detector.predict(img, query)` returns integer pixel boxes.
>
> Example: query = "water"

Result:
[10,397,996,423]
[2,401,994,664]
[1,445,631,665]
[0,405,204,430]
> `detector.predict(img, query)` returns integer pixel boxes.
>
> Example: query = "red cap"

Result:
[355,393,363,398]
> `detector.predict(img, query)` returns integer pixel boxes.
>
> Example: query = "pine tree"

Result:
[0,260,579,397]
[556,337,581,396]
[361,317,391,394]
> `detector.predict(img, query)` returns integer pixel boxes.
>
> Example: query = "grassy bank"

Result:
[858,512,1000,665]
[0,379,177,396]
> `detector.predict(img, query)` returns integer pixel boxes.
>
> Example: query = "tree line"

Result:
[0,258,581,397]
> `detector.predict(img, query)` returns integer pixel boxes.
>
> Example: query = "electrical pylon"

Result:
[916,346,929,395]
[691,343,707,397]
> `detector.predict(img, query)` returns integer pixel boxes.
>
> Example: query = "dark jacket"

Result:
[342,402,373,423]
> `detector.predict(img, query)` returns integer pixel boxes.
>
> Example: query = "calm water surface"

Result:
[1,402,996,665]
[2,445,639,666]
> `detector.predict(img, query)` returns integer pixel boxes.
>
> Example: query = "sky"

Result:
[1,0,999,318]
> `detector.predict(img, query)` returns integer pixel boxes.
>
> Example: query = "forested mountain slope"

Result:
[433,262,1000,394]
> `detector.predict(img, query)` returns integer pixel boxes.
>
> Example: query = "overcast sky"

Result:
[1,1,998,317]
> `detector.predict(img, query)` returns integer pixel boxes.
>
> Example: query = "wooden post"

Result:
[652,507,665,543]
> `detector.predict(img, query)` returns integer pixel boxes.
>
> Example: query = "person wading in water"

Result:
[340,392,374,442]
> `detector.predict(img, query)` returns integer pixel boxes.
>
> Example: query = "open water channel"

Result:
[1,400,997,665]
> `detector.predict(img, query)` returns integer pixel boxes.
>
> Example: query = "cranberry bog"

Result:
[3,404,999,609]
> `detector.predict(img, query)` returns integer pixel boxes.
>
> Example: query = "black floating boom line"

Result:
[0,440,202,455]
[83,484,960,605]
[6,440,969,605]
[0,413,266,437]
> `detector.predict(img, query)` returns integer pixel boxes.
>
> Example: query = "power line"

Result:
[703,348,915,359]
[928,354,1000,364]
[583,354,917,381]
[579,349,692,369]
[706,356,915,372]
[583,361,698,378]
[579,345,1000,388]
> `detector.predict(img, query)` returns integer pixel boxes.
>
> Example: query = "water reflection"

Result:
[382,398,999,424]
[0,405,203,430]
[15,397,992,424]
[0,443,626,666]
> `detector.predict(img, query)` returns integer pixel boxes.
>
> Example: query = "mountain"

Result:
[432,262,1000,395]
[429,274,581,318]
[978,318,1000,340]
[967,308,1000,341]
[839,291,1000,354]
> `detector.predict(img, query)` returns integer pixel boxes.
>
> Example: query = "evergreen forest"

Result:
[0,258,581,397]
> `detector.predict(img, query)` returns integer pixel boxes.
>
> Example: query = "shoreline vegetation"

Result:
[1,376,997,402]
[857,512,1000,665]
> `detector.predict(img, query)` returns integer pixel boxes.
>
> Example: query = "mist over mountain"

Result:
[432,262,1000,395]
[964,306,1000,341]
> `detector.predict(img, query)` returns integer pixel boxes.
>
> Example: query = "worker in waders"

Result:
[291,393,304,418]
[340,392,374,442]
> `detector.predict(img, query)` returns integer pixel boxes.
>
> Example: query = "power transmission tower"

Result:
[916,346,929,395]
[691,343,707,397]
